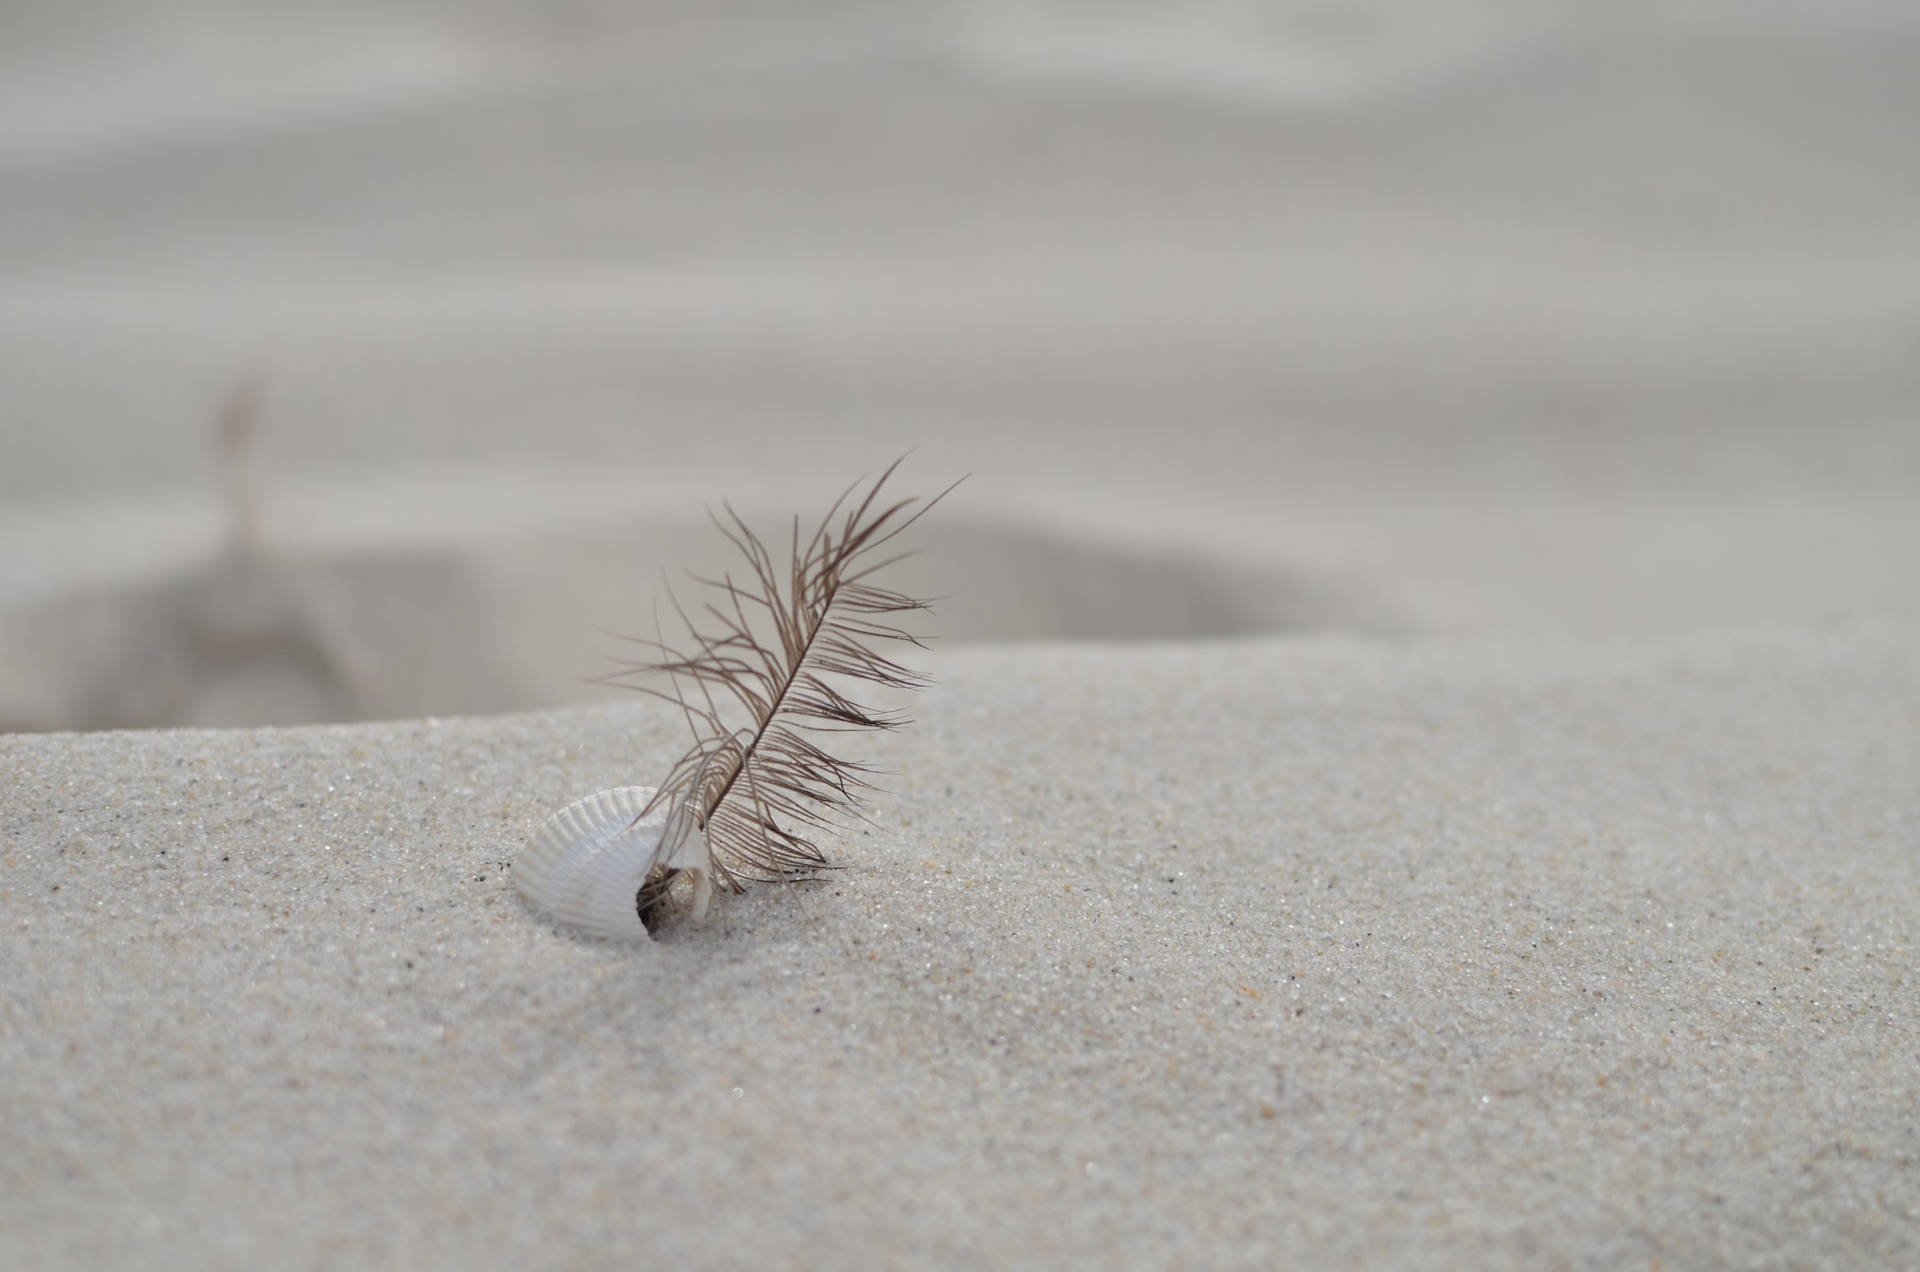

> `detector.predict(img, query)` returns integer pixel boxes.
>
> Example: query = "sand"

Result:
[7,7,1920,1267]
[4,630,1916,1268]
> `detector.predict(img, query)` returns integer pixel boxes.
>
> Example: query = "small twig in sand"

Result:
[214,373,266,559]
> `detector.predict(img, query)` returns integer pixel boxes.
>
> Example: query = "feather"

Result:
[598,458,956,929]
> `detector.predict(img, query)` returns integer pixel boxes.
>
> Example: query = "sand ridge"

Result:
[4,630,1915,1267]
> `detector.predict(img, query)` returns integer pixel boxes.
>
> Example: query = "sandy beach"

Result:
[5,4,1920,1267]
[5,631,1918,1267]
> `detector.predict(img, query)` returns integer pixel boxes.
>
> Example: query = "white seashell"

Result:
[516,786,710,941]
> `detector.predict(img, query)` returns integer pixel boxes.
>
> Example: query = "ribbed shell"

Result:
[516,786,707,941]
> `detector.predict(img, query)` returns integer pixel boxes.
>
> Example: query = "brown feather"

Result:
[598,459,956,927]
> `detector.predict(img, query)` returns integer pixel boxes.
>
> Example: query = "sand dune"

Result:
[5,7,1919,1266]
[5,631,1916,1266]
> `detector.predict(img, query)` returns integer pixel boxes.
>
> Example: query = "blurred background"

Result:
[2,1,1916,729]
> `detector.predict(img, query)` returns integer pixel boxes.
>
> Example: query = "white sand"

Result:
[4,630,1916,1267]
[7,8,1920,1267]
